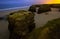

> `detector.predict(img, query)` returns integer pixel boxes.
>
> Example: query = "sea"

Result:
[0,3,32,11]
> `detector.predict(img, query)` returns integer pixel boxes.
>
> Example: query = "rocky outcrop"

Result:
[50,4,60,8]
[28,18,60,39]
[7,10,35,39]
[28,4,51,14]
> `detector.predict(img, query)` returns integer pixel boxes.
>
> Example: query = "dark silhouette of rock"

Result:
[28,5,36,13]
[37,4,51,14]
[28,4,51,14]
[50,4,60,8]
[0,17,4,20]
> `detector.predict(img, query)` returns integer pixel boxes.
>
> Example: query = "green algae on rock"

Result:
[28,18,60,39]
[28,4,51,14]
[7,10,35,39]
[37,4,51,14]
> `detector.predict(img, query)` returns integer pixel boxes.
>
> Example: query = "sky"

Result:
[0,0,36,9]
[0,0,60,9]
[0,0,60,4]
[0,0,35,4]
[45,0,60,4]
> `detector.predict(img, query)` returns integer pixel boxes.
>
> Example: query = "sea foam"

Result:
[0,6,30,11]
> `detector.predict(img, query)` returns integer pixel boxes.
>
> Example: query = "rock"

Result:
[37,4,51,14]
[0,17,4,20]
[50,4,60,8]
[7,10,35,39]
[28,4,51,14]
[28,18,60,39]
[28,5,36,13]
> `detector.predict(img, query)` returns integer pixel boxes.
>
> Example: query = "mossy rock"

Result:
[28,18,60,39]
[37,4,51,13]
[8,10,35,39]
[29,4,51,14]
[50,4,60,8]
[8,10,35,30]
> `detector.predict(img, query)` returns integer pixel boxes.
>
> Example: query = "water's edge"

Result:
[0,6,30,17]
[0,6,30,11]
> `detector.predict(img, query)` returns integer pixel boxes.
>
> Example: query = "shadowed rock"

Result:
[28,4,51,14]
[7,10,35,39]
[28,18,60,39]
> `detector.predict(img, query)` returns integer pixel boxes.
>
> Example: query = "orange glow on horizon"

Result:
[44,0,60,4]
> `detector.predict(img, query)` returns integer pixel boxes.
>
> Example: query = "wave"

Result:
[0,5,31,11]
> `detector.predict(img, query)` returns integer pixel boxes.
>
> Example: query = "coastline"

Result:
[0,6,60,39]
[0,6,30,17]
[0,6,30,11]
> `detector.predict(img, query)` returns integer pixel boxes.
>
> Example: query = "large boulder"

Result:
[7,10,35,39]
[50,4,60,8]
[37,4,51,14]
[28,5,36,13]
[50,4,60,11]
[28,18,60,39]
[28,4,51,14]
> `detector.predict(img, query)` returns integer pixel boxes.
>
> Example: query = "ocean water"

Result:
[0,0,35,10]
[0,3,31,9]
[0,3,32,11]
